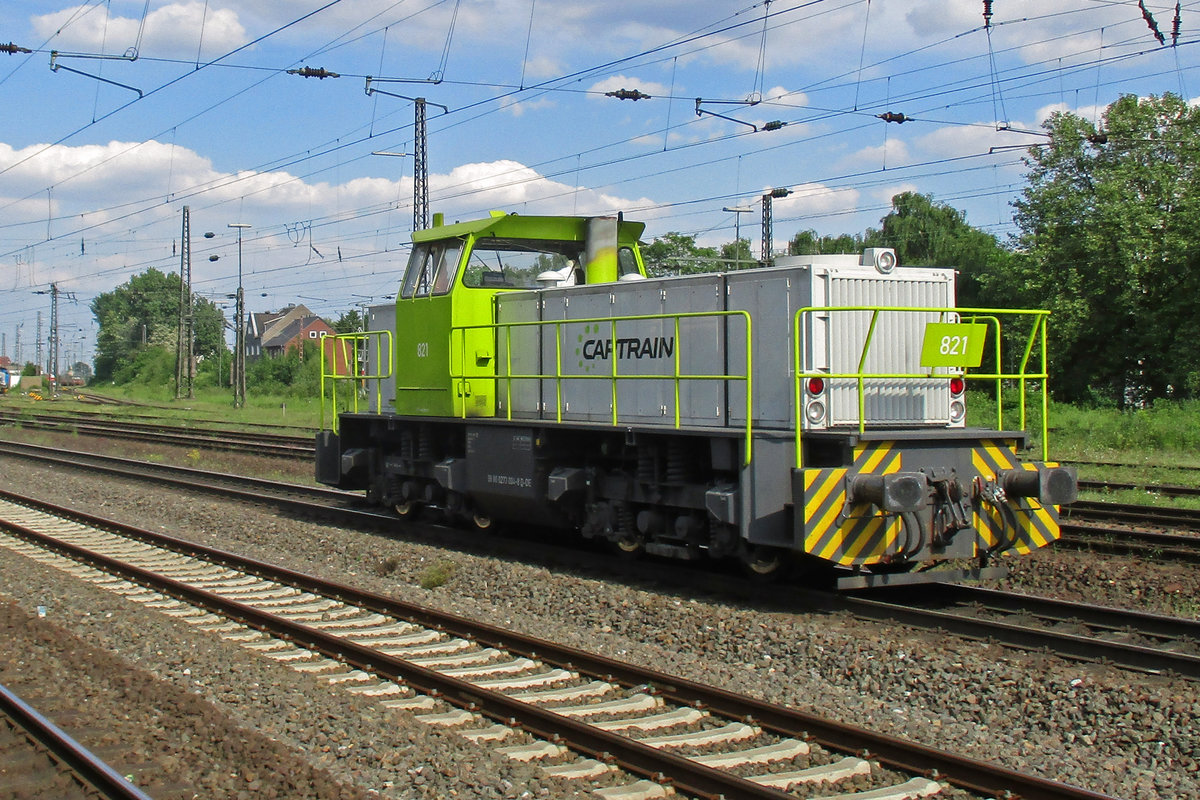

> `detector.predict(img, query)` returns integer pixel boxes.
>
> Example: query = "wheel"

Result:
[608,532,645,560]
[740,545,789,580]
[471,513,494,531]
[394,501,421,520]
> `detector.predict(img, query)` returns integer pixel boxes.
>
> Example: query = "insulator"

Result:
[605,88,650,101]
[877,111,910,124]
[288,66,340,79]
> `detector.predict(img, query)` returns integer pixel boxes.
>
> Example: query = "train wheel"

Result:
[610,533,645,559]
[740,545,789,580]
[394,501,421,520]
[472,513,494,532]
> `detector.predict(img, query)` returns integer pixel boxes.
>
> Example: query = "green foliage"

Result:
[720,238,755,268]
[91,268,228,382]
[333,309,364,333]
[245,341,322,397]
[20,362,38,377]
[418,559,457,590]
[790,230,870,256]
[874,192,1014,309]
[1011,93,1200,405]
[112,346,177,386]
[642,232,721,276]
[790,193,1014,310]
[1052,399,1200,455]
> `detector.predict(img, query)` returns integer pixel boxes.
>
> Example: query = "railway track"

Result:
[1065,499,1200,530]
[0,489,1111,800]
[845,584,1200,679]
[2,437,1199,680]
[0,410,314,459]
[0,681,153,800]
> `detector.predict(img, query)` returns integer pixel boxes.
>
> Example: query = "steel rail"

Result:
[1059,522,1200,564]
[0,439,351,509]
[842,587,1200,679]
[0,681,155,800]
[1078,478,1200,499]
[0,516,793,800]
[1066,500,1200,530]
[0,490,1113,800]
[0,413,313,458]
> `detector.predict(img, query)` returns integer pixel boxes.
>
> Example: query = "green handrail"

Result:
[451,310,755,465]
[320,331,393,434]
[792,305,1052,469]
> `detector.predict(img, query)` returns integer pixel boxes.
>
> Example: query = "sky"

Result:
[0,0,1195,372]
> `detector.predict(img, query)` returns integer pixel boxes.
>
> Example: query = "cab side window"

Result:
[400,245,433,299]
[432,241,464,295]
[401,240,465,298]
[618,246,643,278]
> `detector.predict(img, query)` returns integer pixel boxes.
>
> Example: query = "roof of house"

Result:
[250,304,334,350]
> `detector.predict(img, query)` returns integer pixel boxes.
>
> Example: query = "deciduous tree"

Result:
[1011,93,1200,404]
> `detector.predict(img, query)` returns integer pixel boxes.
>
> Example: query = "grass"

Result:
[0,385,322,432]
[417,559,457,590]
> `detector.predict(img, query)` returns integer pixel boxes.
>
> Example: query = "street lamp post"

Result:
[228,223,251,408]
[722,205,754,270]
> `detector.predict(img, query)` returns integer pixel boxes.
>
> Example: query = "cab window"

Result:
[401,240,465,298]
[618,246,643,278]
[462,238,584,290]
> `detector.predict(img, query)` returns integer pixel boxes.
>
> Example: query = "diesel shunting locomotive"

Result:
[317,211,1075,588]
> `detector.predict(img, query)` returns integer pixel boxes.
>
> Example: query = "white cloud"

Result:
[913,122,1044,164]
[835,138,911,173]
[32,2,246,59]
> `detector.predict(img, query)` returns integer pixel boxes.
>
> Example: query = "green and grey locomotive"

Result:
[316,211,1075,588]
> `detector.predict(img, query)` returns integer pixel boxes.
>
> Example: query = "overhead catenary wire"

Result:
[2,0,1194,334]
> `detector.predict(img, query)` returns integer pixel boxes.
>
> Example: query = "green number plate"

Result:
[920,323,986,368]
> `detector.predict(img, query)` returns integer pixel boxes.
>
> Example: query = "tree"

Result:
[720,238,755,269]
[642,232,721,276]
[1011,93,1200,404]
[91,268,227,382]
[333,309,364,333]
[874,192,1014,309]
[789,229,870,256]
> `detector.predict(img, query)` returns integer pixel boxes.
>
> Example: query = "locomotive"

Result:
[316,211,1075,588]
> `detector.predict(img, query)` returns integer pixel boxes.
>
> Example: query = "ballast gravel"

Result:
[0,438,1197,800]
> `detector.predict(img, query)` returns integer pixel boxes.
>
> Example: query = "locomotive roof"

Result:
[412,211,646,245]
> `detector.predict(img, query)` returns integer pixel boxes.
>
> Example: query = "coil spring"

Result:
[418,428,434,461]
[636,445,659,484]
[618,503,637,535]
[666,440,689,484]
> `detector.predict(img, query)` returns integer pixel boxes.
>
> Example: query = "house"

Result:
[246,304,347,373]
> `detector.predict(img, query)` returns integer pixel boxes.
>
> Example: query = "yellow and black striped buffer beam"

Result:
[800,441,902,566]
[972,439,1062,555]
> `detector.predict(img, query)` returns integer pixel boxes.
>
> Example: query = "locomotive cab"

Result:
[390,212,646,418]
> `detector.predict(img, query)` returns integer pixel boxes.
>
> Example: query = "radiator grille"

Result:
[823,273,954,426]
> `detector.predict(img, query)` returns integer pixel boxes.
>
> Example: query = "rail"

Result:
[319,330,392,433]
[451,310,755,466]
[792,305,1052,468]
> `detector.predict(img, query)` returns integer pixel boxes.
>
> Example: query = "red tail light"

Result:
[807,377,825,395]
[949,377,965,396]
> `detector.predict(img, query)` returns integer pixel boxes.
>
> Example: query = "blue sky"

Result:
[0,0,1195,370]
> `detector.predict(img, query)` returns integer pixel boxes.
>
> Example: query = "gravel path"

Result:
[1,433,1198,799]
